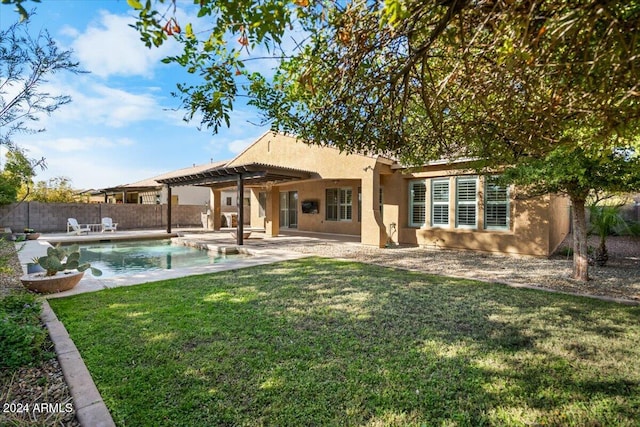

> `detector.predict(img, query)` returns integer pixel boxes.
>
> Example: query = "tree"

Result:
[251,0,640,281]
[0,0,40,21]
[141,1,640,281]
[0,148,37,205]
[1,15,83,148]
[20,176,80,203]
[0,147,46,205]
[129,0,315,133]
[0,11,80,220]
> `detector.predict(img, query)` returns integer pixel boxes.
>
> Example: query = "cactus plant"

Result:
[35,244,102,277]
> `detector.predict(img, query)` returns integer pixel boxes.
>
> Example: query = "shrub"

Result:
[0,238,17,274]
[628,221,640,236]
[0,293,47,370]
[555,246,573,257]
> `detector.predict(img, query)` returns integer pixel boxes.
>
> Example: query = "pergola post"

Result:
[236,173,244,245]
[166,185,172,233]
[210,188,221,230]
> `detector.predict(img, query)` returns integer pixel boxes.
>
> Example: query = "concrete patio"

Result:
[16,228,639,303]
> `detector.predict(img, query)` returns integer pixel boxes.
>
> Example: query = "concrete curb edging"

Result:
[41,300,116,427]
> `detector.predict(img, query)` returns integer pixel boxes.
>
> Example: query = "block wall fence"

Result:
[0,202,206,233]
[620,203,640,223]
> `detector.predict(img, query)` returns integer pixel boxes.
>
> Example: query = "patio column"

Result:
[264,186,280,237]
[360,167,386,247]
[236,173,244,245]
[166,185,172,233]
[209,188,221,231]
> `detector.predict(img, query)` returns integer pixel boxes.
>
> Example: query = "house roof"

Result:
[100,161,228,193]
[100,132,398,194]
[229,131,397,167]
[156,162,314,189]
[390,157,480,170]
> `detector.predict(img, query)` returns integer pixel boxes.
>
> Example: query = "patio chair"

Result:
[67,218,90,235]
[101,217,118,233]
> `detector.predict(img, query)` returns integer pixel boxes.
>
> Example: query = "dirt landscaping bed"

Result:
[0,243,79,427]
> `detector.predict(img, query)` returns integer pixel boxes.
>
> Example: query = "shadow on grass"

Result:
[49,258,640,426]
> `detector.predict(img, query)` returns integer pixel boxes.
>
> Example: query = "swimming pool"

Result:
[72,239,241,278]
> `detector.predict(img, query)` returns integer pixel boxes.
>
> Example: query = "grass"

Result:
[48,257,640,426]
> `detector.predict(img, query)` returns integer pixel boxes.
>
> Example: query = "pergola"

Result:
[98,185,162,204]
[157,162,314,244]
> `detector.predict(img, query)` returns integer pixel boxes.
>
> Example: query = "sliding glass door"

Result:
[279,191,298,228]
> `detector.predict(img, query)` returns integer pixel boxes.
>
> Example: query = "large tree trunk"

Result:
[571,197,589,281]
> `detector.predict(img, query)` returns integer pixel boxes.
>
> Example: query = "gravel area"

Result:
[280,234,640,303]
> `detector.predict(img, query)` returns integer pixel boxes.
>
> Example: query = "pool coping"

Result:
[42,231,178,245]
[17,235,310,298]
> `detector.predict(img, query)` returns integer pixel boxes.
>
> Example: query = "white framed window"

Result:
[339,188,352,221]
[326,189,338,221]
[456,177,477,228]
[409,180,426,227]
[431,179,449,227]
[326,188,352,221]
[484,177,510,230]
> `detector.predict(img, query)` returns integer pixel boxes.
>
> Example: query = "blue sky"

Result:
[1,0,275,190]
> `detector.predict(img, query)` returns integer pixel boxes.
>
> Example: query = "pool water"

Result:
[72,239,238,278]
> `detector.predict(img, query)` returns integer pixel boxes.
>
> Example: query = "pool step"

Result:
[171,237,251,256]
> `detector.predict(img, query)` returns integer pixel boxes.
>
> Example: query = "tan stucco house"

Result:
[159,132,571,257]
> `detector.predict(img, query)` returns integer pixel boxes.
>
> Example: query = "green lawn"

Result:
[49,258,640,426]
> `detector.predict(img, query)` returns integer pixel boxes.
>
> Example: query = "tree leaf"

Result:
[127,0,143,10]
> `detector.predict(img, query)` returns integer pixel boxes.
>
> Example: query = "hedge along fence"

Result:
[0,202,207,233]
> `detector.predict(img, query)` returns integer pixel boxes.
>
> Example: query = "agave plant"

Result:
[587,205,632,267]
[34,244,102,277]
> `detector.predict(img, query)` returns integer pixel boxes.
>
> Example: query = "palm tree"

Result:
[587,205,631,266]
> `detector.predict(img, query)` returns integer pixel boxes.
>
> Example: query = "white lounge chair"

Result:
[67,218,90,235]
[101,217,118,232]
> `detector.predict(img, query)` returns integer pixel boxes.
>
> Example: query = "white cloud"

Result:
[39,136,135,153]
[35,155,161,190]
[69,10,179,78]
[39,77,171,128]
[226,136,258,154]
[59,25,79,39]
[21,133,135,159]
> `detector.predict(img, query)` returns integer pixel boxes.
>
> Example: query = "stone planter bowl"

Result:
[20,270,84,294]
